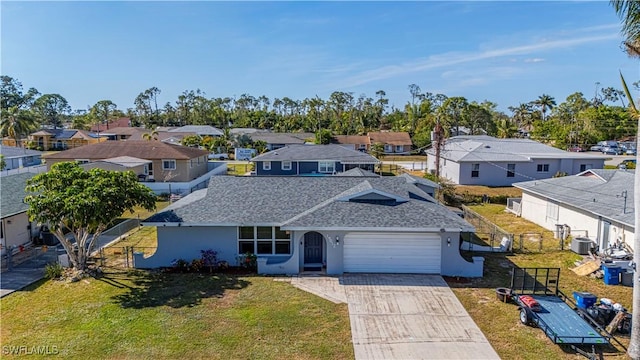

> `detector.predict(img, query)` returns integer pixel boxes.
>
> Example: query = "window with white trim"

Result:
[384,144,392,153]
[238,226,291,255]
[580,164,592,172]
[263,161,271,171]
[471,163,480,178]
[546,202,559,222]
[76,159,90,164]
[162,159,177,170]
[537,164,550,172]
[318,161,335,173]
[395,145,402,152]
[282,161,292,171]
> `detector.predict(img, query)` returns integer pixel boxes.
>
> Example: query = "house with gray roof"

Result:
[168,125,224,137]
[426,135,608,186]
[251,144,381,176]
[0,146,43,170]
[136,175,484,277]
[1,173,37,253]
[513,169,634,252]
[249,132,314,151]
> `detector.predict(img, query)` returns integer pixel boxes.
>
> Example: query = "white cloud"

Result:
[338,33,619,87]
[524,58,545,63]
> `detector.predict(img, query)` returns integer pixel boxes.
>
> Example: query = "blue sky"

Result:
[2,1,638,113]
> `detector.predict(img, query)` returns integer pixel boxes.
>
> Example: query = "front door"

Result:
[304,232,323,264]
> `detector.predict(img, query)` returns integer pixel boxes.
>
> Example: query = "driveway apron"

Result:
[342,274,500,360]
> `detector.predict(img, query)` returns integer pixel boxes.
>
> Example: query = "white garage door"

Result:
[343,232,441,273]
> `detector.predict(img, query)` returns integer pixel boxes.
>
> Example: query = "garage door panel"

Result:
[343,233,441,274]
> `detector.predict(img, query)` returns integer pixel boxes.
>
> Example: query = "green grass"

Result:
[227,163,253,176]
[0,271,353,359]
[449,204,633,359]
[120,201,171,220]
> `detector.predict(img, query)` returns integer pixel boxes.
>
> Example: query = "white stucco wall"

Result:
[519,192,634,251]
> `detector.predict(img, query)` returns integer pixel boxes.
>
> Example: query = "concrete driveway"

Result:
[289,274,499,360]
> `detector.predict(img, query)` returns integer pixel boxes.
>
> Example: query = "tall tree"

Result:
[90,100,118,130]
[611,1,640,357]
[25,162,156,272]
[533,94,556,121]
[0,76,39,146]
[34,94,70,129]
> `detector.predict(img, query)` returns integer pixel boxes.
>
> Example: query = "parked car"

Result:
[602,145,623,155]
[567,145,584,152]
[590,140,617,152]
[208,153,229,160]
[618,159,636,169]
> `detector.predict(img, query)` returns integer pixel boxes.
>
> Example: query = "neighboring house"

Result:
[81,156,152,180]
[1,173,37,253]
[137,174,484,277]
[332,135,371,152]
[43,141,210,182]
[368,131,413,154]
[0,146,43,170]
[29,129,105,150]
[512,169,635,252]
[168,125,224,137]
[250,132,314,151]
[90,117,131,132]
[99,127,146,141]
[128,131,197,144]
[251,144,381,176]
[426,135,608,186]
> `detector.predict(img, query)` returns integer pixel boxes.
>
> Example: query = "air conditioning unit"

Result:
[571,237,594,255]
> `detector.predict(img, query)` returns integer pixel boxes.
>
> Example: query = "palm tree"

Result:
[610,2,640,357]
[142,130,159,141]
[534,94,556,121]
[496,118,518,139]
[0,106,38,147]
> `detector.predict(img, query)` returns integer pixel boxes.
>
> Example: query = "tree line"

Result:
[1,74,637,151]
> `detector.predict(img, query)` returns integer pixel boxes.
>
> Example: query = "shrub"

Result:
[44,263,64,279]
[238,252,257,271]
[201,249,218,273]
[171,258,189,272]
[216,260,229,270]
[157,193,170,201]
[190,259,204,272]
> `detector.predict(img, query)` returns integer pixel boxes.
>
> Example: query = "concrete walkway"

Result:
[288,274,499,360]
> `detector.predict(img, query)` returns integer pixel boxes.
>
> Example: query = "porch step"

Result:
[304,263,323,272]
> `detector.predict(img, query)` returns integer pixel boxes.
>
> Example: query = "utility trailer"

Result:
[510,268,623,359]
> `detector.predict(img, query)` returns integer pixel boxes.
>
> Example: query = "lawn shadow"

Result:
[111,270,250,309]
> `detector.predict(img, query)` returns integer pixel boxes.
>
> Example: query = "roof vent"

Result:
[484,145,491,148]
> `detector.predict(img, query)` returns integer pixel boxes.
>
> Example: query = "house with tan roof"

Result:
[368,131,413,154]
[90,117,131,132]
[332,135,371,152]
[43,141,210,183]
[29,129,106,150]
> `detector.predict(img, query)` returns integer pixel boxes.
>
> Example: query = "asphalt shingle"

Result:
[0,173,34,218]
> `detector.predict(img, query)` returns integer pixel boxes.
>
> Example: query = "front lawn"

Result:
[1,270,353,359]
[449,205,633,359]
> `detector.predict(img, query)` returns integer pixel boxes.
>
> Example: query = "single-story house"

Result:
[99,127,146,141]
[136,174,484,277]
[1,173,37,254]
[332,135,371,152]
[0,146,43,170]
[368,131,413,154]
[168,125,224,137]
[29,129,106,151]
[250,132,315,151]
[251,144,381,176]
[426,135,608,186]
[43,141,210,182]
[512,169,634,252]
[90,117,131,132]
[80,156,152,179]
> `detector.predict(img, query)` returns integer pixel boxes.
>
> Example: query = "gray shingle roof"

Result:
[250,132,314,144]
[145,175,472,231]
[426,135,609,162]
[513,169,634,227]
[168,125,223,136]
[252,144,381,164]
[0,146,43,158]
[398,173,441,189]
[1,173,34,218]
[335,168,379,177]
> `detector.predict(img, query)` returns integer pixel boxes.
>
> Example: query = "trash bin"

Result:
[602,264,621,285]
[573,291,597,309]
[621,271,634,287]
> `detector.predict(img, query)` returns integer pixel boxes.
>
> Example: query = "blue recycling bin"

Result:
[573,291,597,309]
[603,264,621,285]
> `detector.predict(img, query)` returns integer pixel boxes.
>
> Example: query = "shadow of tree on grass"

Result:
[111,270,250,309]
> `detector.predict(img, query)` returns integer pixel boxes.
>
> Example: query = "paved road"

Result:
[600,153,636,167]
[289,274,499,360]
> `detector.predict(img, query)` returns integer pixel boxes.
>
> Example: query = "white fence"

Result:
[143,162,227,195]
[0,165,47,177]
